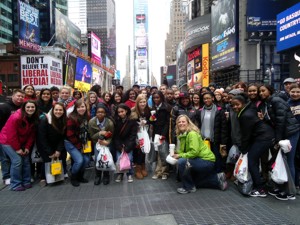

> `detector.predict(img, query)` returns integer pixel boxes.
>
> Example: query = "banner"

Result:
[211,0,237,71]
[74,58,92,92]
[55,9,81,51]
[65,55,76,87]
[18,0,40,52]
[21,55,63,89]
[89,32,102,64]
[92,66,104,87]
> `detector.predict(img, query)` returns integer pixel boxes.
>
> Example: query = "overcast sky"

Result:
[115,0,171,84]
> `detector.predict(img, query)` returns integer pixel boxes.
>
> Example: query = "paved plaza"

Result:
[0,169,299,225]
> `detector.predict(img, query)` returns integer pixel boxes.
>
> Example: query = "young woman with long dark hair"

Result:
[37,88,53,114]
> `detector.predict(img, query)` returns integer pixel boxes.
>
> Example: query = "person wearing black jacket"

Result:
[0,89,25,185]
[113,104,138,183]
[198,92,228,173]
[259,84,300,200]
[170,92,199,144]
[36,103,67,186]
[232,94,274,198]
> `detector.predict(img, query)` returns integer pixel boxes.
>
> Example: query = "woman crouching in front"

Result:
[172,115,228,194]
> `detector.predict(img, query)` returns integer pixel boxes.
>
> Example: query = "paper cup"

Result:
[169,144,175,156]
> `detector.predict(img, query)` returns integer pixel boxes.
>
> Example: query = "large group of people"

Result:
[0,78,299,201]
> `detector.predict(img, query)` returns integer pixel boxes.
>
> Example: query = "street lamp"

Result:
[265,65,274,85]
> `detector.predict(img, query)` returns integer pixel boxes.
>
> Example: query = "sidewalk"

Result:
[0,169,298,225]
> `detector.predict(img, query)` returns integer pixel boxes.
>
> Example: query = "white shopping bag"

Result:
[137,126,151,153]
[271,150,288,184]
[95,143,116,171]
[233,153,249,183]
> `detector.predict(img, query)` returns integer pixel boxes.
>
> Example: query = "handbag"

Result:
[158,140,169,163]
[226,145,240,164]
[137,126,151,153]
[83,140,92,153]
[237,172,253,196]
[146,142,157,164]
[45,160,64,184]
[95,143,116,171]
[51,159,62,175]
[234,153,249,183]
[31,143,43,163]
[119,151,131,171]
[271,150,288,184]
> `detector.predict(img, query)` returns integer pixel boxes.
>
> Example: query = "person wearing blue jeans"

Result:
[0,145,10,184]
[1,145,31,190]
[172,115,227,194]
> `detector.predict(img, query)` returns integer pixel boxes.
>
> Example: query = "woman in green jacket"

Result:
[172,115,227,194]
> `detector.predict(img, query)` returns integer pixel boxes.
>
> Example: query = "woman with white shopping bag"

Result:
[231,93,274,197]
[36,102,67,186]
[88,103,114,185]
[131,95,151,179]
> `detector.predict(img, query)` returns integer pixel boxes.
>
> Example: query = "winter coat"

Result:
[150,102,171,140]
[238,102,275,154]
[88,117,114,144]
[0,109,36,151]
[36,114,65,160]
[178,131,215,162]
[0,99,22,131]
[113,117,138,153]
[65,117,87,150]
[170,103,198,143]
[124,99,136,109]
[259,96,299,142]
[288,98,300,124]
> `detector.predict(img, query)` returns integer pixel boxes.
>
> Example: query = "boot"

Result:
[103,171,110,185]
[71,173,80,187]
[94,170,102,185]
[141,163,148,177]
[77,170,88,183]
[135,165,144,179]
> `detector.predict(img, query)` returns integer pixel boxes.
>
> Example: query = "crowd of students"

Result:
[0,79,299,201]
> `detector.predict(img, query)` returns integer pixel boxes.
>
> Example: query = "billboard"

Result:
[211,0,237,71]
[74,58,92,92]
[277,3,300,52]
[18,0,40,52]
[89,32,102,64]
[184,14,210,52]
[55,9,81,51]
[65,55,76,87]
[21,55,63,89]
[289,48,300,77]
[92,66,104,87]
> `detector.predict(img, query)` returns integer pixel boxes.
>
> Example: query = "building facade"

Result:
[0,0,13,44]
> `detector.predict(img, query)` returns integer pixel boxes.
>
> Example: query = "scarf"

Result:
[200,104,217,142]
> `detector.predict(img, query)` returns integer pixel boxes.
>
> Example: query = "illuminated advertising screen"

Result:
[65,55,77,87]
[21,55,63,89]
[211,0,237,71]
[18,0,40,52]
[134,0,148,48]
[55,9,82,51]
[90,32,102,64]
[74,58,92,92]
[92,66,104,87]
[277,3,300,52]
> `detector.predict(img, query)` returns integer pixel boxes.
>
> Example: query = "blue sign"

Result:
[277,3,300,52]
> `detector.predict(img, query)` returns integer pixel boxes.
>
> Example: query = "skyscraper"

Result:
[68,0,87,35]
[0,0,13,44]
[87,0,116,66]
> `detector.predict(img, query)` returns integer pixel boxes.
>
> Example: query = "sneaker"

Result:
[30,178,34,183]
[152,174,159,180]
[250,189,267,197]
[217,172,228,191]
[177,187,196,194]
[288,194,296,200]
[24,184,32,189]
[115,174,123,183]
[39,180,47,187]
[64,173,69,179]
[275,192,288,201]
[162,175,168,180]
[128,175,133,183]
[4,178,10,185]
[13,186,26,191]
[268,188,280,196]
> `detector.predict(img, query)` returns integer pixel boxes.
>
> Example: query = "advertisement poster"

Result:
[277,2,300,52]
[18,0,40,52]
[55,9,82,51]
[202,43,210,87]
[65,55,76,87]
[90,32,102,64]
[187,60,195,88]
[74,58,92,92]
[211,0,237,71]
[92,66,104,87]
[21,55,63,89]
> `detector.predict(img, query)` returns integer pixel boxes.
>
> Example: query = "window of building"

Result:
[8,74,18,82]
[0,74,6,82]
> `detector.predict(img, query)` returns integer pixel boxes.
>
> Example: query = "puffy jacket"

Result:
[36,115,65,158]
[238,102,275,154]
[259,96,299,142]
[88,117,114,144]
[151,102,171,140]
[170,103,199,144]
[178,131,215,162]
[0,109,36,151]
